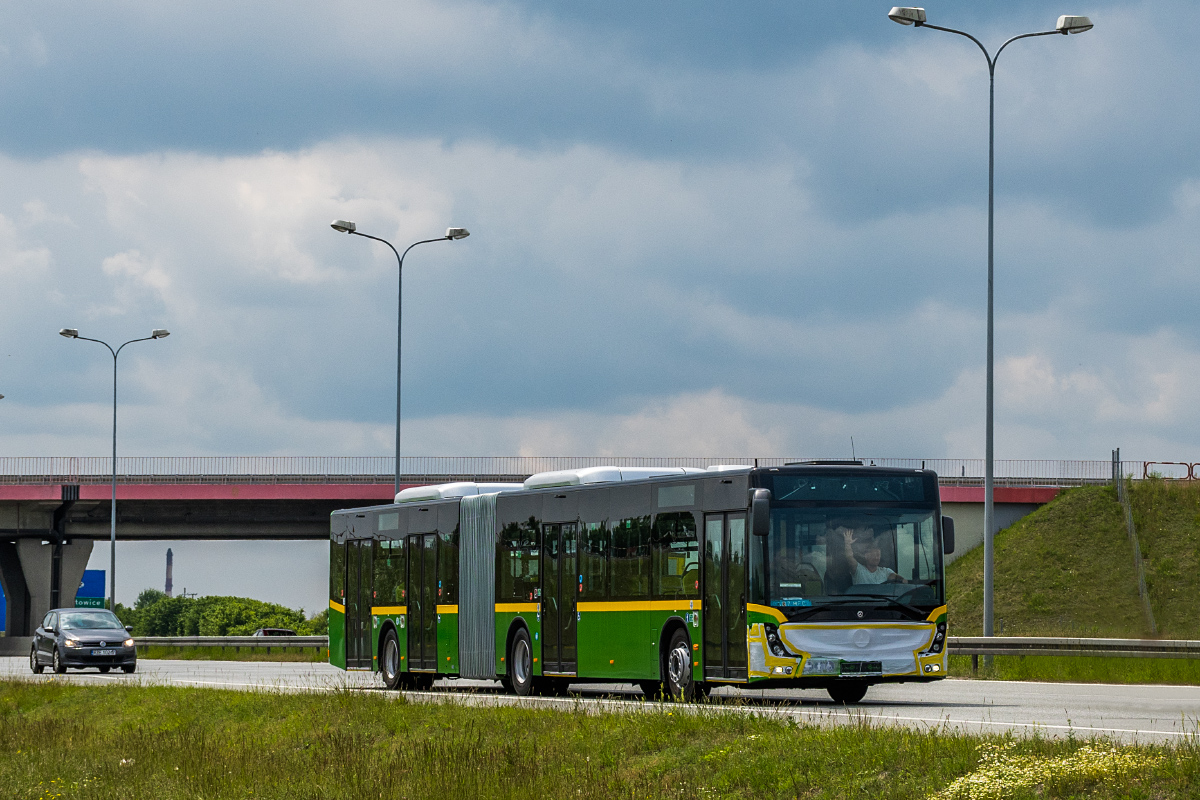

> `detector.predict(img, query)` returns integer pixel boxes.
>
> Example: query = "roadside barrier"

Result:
[949,636,1200,674]
[134,635,328,655]
[130,635,1199,660]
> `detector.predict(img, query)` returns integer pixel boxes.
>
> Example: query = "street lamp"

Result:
[888,8,1092,642]
[60,327,170,610]
[330,221,470,495]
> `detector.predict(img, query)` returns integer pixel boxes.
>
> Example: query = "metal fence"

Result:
[949,636,1200,659]
[0,456,1185,486]
[134,635,327,653]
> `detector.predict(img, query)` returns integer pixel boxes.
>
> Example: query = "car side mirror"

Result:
[125,625,134,633]
[941,515,955,554]
[751,488,771,536]
[45,625,55,634]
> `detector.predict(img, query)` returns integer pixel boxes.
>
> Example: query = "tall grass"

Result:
[1,681,1198,799]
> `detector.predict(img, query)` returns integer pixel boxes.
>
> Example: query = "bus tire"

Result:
[380,629,402,690]
[664,628,697,701]
[827,681,868,704]
[509,627,535,696]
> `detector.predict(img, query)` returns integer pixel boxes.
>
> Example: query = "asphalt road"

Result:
[3,657,1198,744]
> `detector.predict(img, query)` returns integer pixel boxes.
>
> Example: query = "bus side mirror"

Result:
[751,489,771,536]
[941,516,955,554]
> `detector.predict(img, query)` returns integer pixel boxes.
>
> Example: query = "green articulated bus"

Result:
[328,462,954,703]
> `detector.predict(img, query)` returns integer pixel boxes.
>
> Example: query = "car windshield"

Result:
[59,611,124,630]
[764,506,943,610]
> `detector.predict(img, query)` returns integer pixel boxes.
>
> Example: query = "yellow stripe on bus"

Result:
[746,603,786,623]
[371,606,405,615]
[329,600,345,613]
[495,603,539,613]
[926,605,947,622]
[437,605,459,614]
[577,600,703,613]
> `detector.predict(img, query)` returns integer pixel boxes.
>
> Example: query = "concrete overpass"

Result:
[0,455,1119,640]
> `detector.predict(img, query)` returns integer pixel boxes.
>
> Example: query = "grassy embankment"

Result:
[1,680,1193,800]
[946,480,1200,683]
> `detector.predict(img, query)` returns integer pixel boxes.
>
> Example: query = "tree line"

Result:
[116,589,328,637]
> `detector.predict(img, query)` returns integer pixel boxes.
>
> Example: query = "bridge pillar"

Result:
[16,538,95,626]
[0,541,32,636]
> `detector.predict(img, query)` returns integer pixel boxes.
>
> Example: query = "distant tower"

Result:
[165,548,174,597]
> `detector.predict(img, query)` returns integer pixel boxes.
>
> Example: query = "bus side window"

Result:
[438,528,459,604]
[373,538,405,605]
[652,511,699,600]
[610,516,650,599]
[581,521,607,600]
[330,539,346,603]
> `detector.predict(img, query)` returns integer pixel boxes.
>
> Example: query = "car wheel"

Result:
[122,663,137,674]
[664,628,697,701]
[29,646,44,675]
[509,628,534,697]
[380,629,402,691]
[827,681,868,704]
[52,648,66,674]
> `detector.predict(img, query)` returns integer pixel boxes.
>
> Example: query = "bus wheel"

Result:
[380,629,402,690]
[827,681,868,704]
[664,628,696,701]
[509,628,534,696]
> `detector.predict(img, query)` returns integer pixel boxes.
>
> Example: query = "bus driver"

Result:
[834,521,906,586]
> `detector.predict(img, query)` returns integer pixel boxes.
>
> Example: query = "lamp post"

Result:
[888,8,1092,641]
[330,221,470,495]
[60,327,170,610]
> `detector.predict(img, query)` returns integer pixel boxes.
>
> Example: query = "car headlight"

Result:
[802,657,839,676]
[64,639,80,648]
[124,638,135,648]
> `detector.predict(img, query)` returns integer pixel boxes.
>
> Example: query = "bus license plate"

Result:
[92,649,117,656]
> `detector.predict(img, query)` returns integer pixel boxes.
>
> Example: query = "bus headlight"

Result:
[925,622,947,654]
[764,623,795,658]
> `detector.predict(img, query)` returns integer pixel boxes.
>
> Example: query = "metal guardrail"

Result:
[134,636,328,651]
[950,636,1200,659]
[128,635,1200,659]
[0,456,1178,486]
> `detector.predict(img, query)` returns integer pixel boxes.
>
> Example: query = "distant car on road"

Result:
[30,608,136,675]
[252,628,297,636]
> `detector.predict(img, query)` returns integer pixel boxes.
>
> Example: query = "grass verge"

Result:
[136,645,326,662]
[1,680,1197,799]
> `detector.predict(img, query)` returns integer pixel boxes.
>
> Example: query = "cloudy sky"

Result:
[1,1,1196,610]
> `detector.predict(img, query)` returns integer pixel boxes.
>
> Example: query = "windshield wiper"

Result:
[781,595,927,622]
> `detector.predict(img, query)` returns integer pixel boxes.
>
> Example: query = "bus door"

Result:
[346,539,373,669]
[703,512,748,681]
[541,522,579,674]
[406,533,438,671]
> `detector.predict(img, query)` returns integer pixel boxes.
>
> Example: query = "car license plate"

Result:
[92,649,117,656]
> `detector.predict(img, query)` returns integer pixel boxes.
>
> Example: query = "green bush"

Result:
[123,591,315,636]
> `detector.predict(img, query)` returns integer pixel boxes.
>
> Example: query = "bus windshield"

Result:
[764,506,942,613]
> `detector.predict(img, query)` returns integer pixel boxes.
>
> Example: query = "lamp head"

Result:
[888,7,926,25]
[446,227,470,240]
[59,328,79,339]
[1056,15,1093,33]
[330,220,357,233]
[151,329,170,339]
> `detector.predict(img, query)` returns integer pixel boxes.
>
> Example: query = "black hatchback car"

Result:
[30,608,137,674]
